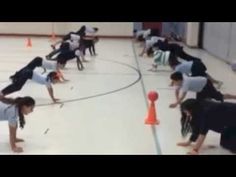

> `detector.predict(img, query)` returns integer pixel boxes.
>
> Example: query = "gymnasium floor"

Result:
[0,36,235,154]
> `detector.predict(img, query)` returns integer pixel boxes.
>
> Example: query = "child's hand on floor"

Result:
[187,149,198,155]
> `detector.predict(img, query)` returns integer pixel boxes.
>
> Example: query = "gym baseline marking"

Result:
[36,58,142,107]
[132,41,162,155]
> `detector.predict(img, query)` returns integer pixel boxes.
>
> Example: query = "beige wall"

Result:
[66,22,133,36]
[186,22,200,47]
[0,22,54,34]
[0,22,133,36]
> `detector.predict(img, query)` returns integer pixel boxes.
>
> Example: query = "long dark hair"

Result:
[1,96,35,128]
[180,99,200,137]
[170,72,183,81]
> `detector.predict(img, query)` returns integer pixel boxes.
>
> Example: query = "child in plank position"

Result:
[169,72,236,108]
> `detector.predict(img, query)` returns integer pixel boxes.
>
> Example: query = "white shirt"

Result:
[151,36,165,43]
[67,40,79,51]
[0,102,19,127]
[143,29,151,39]
[42,60,57,71]
[85,26,96,34]
[135,30,145,38]
[70,34,80,41]
[180,75,207,92]
[31,71,52,88]
[146,36,165,49]
[175,61,193,75]
[75,50,81,57]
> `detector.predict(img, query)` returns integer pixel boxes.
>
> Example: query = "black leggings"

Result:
[83,45,95,56]
[25,57,43,70]
[62,32,77,41]
[191,60,207,77]
[157,42,200,61]
[88,45,95,55]
[82,40,96,56]
[56,51,77,65]
[47,42,70,59]
[9,57,42,81]
[2,69,33,95]
[47,48,61,59]
[196,80,223,102]
[178,49,200,61]
[56,50,83,70]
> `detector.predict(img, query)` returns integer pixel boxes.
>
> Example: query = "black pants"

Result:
[89,45,95,55]
[56,50,77,65]
[196,80,223,102]
[9,57,42,81]
[172,46,200,61]
[2,69,33,95]
[191,60,207,77]
[178,50,200,61]
[220,126,236,152]
[24,57,42,70]
[47,48,61,58]
[47,42,70,59]
[82,40,96,56]
[62,32,77,41]
[158,42,200,62]
[86,44,96,56]
[56,50,83,70]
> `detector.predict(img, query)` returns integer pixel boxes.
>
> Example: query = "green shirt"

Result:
[153,50,170,66]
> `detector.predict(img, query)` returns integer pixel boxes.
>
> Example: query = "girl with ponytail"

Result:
[0,96,35,153]
[178,99,236,154]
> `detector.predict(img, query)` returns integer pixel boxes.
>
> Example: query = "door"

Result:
[203,22,231,61]
[143,22,162,34]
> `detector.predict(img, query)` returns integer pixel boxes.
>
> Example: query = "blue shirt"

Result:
[31,71,52,88]
[0,102,19,127]
[175,61,193,75]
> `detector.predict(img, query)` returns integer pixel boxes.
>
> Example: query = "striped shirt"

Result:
[153,50,170,66]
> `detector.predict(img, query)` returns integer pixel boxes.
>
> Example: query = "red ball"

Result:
[148,91,158,101]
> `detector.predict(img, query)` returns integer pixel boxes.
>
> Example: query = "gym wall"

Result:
[203,22,236,64]
[0,22,133,37]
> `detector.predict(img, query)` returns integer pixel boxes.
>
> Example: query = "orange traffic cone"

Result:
[145,102,160,125]
[26,38,32,47]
